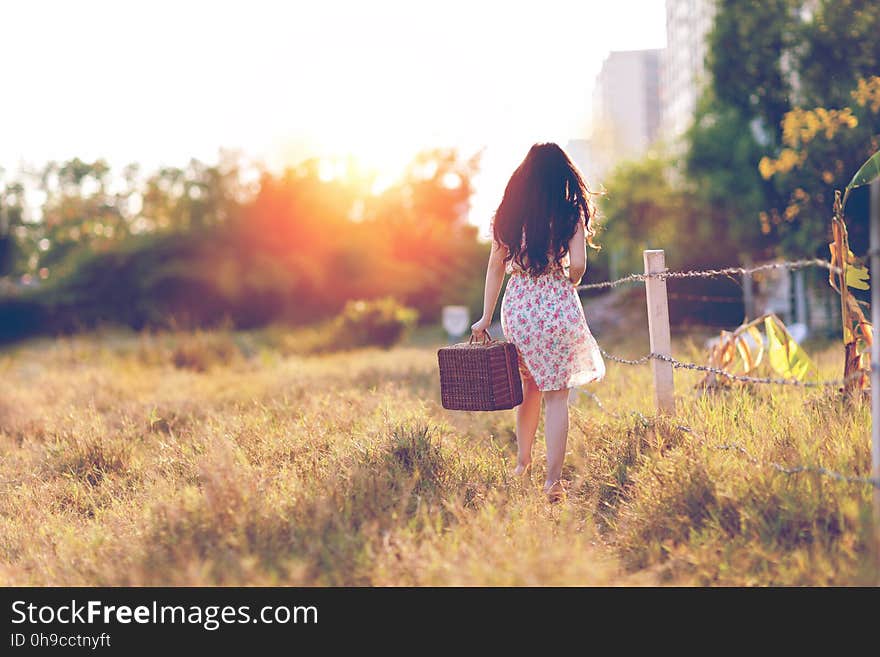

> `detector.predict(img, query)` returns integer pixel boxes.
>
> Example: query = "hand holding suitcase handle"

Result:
[469,328,493,345]
[470,316,492,343]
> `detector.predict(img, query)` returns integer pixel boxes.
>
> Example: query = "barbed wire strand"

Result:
[598,349,652,366]
[710,441,880,487]
[578,258,840,291]
[653,351,863,388]
[598,348,863,388]
[572,390,880,489]
[579,272,648,291]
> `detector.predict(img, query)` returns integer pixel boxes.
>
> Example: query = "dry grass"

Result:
[0,326,876,586]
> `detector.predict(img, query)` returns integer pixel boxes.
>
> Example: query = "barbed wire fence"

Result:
[601,349,864,388]
[576,257,839,291]
[568,252,880,490]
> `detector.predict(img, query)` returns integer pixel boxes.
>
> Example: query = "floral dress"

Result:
[500,245,605,391]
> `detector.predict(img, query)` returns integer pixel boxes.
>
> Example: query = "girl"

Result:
[471,142,605,502]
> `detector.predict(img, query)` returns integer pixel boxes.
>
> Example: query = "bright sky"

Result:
[0,0,666,235]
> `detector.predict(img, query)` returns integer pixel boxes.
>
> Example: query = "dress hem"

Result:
[516,347,606,392]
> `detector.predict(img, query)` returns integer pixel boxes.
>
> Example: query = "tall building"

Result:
[590,49,662,182]
[661,0,716,141]
[564,139,597,185]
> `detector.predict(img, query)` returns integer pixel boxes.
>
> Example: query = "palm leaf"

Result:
[746,326,764,368]
[842,150,880,208]
[764,315,816,381]
[847,150,880,190]
[735,335,753,372]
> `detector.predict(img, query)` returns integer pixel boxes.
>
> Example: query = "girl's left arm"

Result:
[568,218,587,285]
[471,239,507,338]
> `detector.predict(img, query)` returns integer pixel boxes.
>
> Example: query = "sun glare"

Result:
[296,130,420,194]
[311,152,410,194]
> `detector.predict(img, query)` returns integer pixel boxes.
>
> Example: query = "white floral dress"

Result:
[500,245,605,391]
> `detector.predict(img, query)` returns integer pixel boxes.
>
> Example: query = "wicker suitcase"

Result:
[437,331,523,411]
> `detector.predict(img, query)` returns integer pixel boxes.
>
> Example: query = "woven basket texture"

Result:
[437,339,523,411]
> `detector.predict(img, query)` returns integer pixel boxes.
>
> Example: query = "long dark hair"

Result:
[492,142,599,276]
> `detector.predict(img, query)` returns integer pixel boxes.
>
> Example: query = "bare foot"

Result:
[512,461,531,477]
[544,480,566,504]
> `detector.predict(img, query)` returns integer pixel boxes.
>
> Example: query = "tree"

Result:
[598,154,749,326]
[699,0,880,256]
[685,91,774,257]
[140,153,247,233]
[242,147,484,322]
[707,0,801,148]
[796,0,880,108]
[601,151,759,271]
[37,158,131,271]
[0,146,485,337]
[0,178,27,277]
[757,77,880,254]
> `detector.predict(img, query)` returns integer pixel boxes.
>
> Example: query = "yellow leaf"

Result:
[717,333,736,369]
[735,335,754,372]
[847,268,870,290]
[845,261,869,290]
[746,326,764,369]
[735,327,764,374]
[764,315,817,381]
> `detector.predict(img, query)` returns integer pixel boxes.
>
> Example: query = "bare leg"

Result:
[514,373,541,475]
[542,389,570,495]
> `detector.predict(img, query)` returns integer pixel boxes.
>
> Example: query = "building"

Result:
[660,0,716,142]
[590,49,662,182]
[564,139,597,186]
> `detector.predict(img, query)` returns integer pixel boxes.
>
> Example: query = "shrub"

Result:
[0,297,46,343]
[171,331,242,371]
[331,297,418,349]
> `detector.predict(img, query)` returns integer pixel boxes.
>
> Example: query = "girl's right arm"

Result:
[471,239,507,338]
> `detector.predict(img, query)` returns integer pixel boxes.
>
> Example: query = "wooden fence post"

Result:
[644,249,675,415]
[870,176,880,565]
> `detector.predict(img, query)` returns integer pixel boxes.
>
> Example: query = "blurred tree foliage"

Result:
[707,0,800,146]
[598,0,802,273]
[0,174,27,276]
[0,149,485,341]
[36,158,132,269]
[599,155,685,276]
[685,92,773,255]
[602,149,764,269]
[602,0,880,274]
[598,154,749,326]
[703,0,880,255]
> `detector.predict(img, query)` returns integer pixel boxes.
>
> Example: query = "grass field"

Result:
[0,324,877,586]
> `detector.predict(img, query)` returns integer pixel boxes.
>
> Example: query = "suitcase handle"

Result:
[469,328,493,345]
